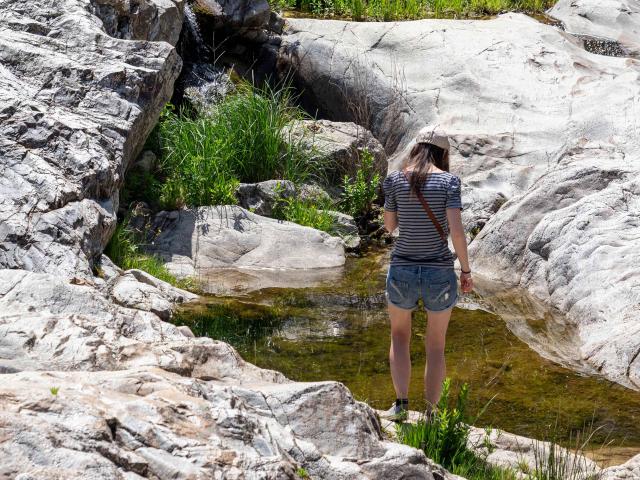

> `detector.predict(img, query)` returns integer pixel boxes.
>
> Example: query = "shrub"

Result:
[269,0,555,21]
[272,191,336,233]
[397,379,515,480]
[340,148,380,219]
[149,83,318,210]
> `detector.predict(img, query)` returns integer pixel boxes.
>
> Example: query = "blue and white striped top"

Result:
[383,170,462,267]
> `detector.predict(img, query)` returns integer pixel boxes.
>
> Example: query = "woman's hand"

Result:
[460,272,473,293]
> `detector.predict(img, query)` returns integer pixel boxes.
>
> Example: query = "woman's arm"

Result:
[384,210,398,233]
[446,208,473,293]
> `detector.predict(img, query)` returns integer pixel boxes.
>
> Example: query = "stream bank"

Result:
[173,248,640,463]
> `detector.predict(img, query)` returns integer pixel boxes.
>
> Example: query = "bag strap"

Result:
[403,171,448,245]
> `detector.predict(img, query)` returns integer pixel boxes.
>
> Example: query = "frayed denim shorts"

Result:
[386,265,458,312]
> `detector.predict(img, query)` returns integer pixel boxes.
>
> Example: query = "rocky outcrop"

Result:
[278,10,640,389]
[147,206,346,292]
[0,268,444,479]
[549,0,640,56]
[287,119,387,178]
[0,0,183,280]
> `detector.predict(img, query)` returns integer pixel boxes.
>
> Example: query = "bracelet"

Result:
[461,269,471,274]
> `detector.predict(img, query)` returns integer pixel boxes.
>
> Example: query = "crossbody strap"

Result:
[403,171,448,245]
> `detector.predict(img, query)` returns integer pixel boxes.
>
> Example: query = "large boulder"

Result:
[0,0,183,280]
[0,268,443,479]
[287,119,387,178]
[146,206,346,292]
[89,0,185,44]
[278,11,640,388]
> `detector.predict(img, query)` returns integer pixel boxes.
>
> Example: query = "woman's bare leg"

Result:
[424,308,452,411]
[389,303,413,399]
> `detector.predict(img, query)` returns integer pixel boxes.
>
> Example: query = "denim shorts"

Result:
[386,265,458,312]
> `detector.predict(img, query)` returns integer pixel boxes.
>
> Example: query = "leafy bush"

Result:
[397,379,514,480]
[340,148,380,219]
[153,83,315,210]
[272,191,336,233]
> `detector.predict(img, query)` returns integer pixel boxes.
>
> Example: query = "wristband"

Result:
[461,269,471,274]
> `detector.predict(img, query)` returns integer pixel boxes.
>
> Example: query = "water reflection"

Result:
[174,249,640,460]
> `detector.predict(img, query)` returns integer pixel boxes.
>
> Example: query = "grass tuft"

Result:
[397,379,516,480]
[272,0,556,21]
[154,82,317,210]
[104,223,196,290]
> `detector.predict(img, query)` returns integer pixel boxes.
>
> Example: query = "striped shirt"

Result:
[383,170,462,267]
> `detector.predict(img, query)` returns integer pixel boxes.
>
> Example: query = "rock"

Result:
[180,63,235,111]
[236,179,296,216]
[549,0,640,57]
[135,150,157,172]
[110,272,176,321]
[298,183,335,203]
[324,210,361,250]
[0,368,443,479]
[278,13,640,388]
[602,453,640,479]
[268,10,285,35]
[0,268,443,479]
[468,426,600,478]
[286,119,387,178]
[147,205,346,283]
[194,0,271,32]
[0,0,183,280]
[90,0,185,45]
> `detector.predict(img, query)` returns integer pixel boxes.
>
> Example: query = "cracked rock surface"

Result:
[0,268,443,478]
[550,0,640,57]
[278,9,640,389]
[0,0,182,279]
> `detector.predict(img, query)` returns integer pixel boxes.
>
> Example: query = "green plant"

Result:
[397,380,513,480]
[531,419,604,480]
[272,195,336,233]
[152,84,320,210]
[50,386,59,396]
[340,149,380,219]
[296,467,310,479]
[104,223,195,290]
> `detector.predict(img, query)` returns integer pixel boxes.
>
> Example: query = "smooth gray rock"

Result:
[236,179,295,216]
[279,12,640,389]
[550,0,640,56]
[0,0,183,280]
[287,119,387,177]
[147,206,346,277]
[0,368,441,480]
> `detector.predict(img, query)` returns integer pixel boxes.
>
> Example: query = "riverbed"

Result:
[174,248,640,463]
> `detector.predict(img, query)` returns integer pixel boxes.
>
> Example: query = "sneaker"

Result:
[380,402,408,422]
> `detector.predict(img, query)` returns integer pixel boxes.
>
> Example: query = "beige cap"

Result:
[415,126,450,151]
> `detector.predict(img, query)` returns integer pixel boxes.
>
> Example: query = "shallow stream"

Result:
[175,249,640,464]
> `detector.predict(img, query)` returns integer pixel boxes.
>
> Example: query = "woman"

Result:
[381,126,473,421]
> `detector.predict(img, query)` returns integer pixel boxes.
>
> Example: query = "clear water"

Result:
[174,249,640,463]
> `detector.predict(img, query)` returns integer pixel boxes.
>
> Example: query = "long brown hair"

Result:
[404,143,449,196]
